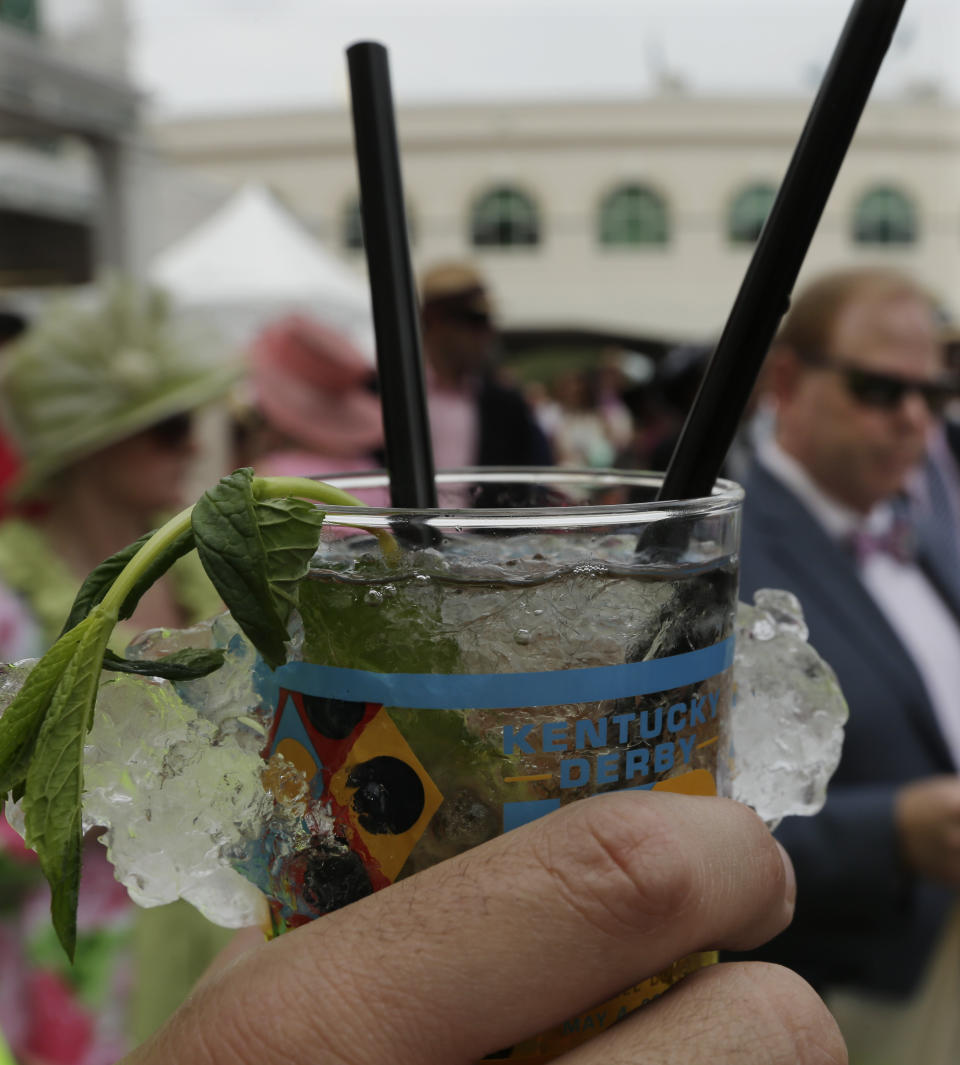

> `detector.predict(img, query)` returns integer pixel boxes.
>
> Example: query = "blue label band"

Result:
[259,635,733,711]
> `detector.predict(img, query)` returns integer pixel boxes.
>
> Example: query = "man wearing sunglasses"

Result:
[737,267,960,1062]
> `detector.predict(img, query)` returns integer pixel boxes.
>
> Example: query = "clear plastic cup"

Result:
[248,468,742,1062]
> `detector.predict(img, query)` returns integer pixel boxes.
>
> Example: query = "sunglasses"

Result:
[442,307,493,330]
[799,353,956,415]
[147,412,194,448]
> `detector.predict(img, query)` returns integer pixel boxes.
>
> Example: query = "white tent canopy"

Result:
[150,183,374,356]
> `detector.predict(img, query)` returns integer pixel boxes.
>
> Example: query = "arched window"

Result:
[0,0,40,33]
[341,196,417,250]
[470,186,540,247]
[727,183,777,244]
[853,185,918,245]
[598,184,669,246]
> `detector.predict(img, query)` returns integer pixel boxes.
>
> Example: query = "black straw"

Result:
[658,0,907,502]
[347,41,437,509]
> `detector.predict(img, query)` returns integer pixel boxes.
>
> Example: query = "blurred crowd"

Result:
[0,259,959,1063]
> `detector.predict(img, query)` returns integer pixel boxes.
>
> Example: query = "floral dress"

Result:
[0,817,132,1065]
[0,520,234,1064]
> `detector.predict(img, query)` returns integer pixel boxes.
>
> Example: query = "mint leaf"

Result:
[60,527,196,636]
[192,468,325,670]
[102,647,226,680]
[0,625,86,799]
[0,471,371,961]
[23,607,115,961]
[255,496,329,607]
[299,573,458,675]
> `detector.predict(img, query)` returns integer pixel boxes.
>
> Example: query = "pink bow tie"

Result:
[848,520,915,566]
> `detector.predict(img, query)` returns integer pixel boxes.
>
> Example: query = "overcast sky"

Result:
[125,0,959,117]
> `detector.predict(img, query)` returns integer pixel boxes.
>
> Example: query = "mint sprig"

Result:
[62,525,220,683]
[0,623,87,800]
[193,469,328,670]
[59,527,197,638]
[101,646,227,681]
[0,468,395,959]
[26,605,116,956]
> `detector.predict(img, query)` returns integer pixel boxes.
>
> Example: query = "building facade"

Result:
[0,0,141,286]
[152,93,960,341]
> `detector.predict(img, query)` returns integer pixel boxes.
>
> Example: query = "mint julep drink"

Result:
[243,468,742,1063]
[0,466,742,1065]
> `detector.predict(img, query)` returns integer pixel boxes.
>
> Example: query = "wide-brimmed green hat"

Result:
[0,278,240,500]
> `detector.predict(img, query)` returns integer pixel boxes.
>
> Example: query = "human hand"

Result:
[895,775,960,885]
[122,791,845,1065]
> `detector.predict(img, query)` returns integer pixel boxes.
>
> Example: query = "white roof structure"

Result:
[150,183,374,355]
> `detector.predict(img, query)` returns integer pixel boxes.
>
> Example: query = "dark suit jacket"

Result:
[737,461,957,997]
[476,376,553,469]
[471,376,554,507]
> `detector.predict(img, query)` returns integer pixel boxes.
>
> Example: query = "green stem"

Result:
[251,476,401,566]
[100,504,194,617]
[251,476,370,509]
[100,476,400,618]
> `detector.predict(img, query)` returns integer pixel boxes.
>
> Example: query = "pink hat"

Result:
[249,316,384,458]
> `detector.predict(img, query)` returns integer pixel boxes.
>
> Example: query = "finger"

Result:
[131,791,794,1065]
[194,926,265,987]
[558,963,847,1065]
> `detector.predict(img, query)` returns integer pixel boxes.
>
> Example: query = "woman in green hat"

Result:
[0,280,242,1063]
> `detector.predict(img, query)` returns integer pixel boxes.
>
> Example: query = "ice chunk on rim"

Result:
[729,589,848,827]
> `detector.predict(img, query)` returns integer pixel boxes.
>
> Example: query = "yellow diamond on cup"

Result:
[328,707,443,883]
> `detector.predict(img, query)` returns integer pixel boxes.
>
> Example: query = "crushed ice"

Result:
[0,587,846,926]
[729,589,848,828]
[2,614,276,929]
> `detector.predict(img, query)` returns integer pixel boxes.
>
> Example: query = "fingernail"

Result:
[776,841,796,909]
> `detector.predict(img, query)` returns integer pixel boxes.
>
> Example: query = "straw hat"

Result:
[248,315,384,458]
[0,279,240,500]
[419,261,494,321]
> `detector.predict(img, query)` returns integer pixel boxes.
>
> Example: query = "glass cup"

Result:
[243,467,742,1063]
